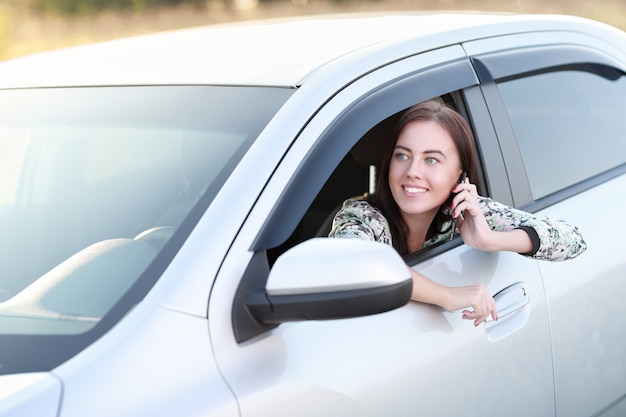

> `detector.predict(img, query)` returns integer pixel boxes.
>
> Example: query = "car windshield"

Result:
[0,85,292,374]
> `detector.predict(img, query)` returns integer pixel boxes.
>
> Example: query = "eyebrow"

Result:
[394,145,448,159]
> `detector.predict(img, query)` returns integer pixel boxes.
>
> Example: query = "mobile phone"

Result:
[450,171,468,240]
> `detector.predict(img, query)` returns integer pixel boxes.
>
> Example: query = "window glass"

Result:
[0,85,291,344]
[0,128,28,207]
[497,69,626,199]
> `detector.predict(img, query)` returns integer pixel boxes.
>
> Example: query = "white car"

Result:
[0,12,625,417]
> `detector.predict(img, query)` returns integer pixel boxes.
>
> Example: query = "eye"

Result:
[425,156,439,164]
[394,152,409,161]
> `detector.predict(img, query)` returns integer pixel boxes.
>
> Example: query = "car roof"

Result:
[0,12,619,89]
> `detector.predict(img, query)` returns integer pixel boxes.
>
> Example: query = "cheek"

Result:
[388,161,403,184]
[438,175,459,196]
[426,170,456,195]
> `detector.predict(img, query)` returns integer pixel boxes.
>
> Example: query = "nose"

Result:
[406,159,423,178]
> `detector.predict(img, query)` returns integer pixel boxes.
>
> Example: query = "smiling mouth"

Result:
[403,186,427,194]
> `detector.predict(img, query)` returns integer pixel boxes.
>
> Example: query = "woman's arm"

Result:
[331,198,498,326]
[458,216,535,255]
[409,267,497,326]
[451,180,587,261]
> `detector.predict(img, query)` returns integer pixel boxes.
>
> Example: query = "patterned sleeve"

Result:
[479,196,587,261]
[328,199,392,246]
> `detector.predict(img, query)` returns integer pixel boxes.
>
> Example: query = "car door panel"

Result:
[213,242,554,417]
[536,177,626,417]
[406,248,554,416]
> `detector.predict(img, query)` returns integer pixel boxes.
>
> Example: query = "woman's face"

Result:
[388,120,463,223]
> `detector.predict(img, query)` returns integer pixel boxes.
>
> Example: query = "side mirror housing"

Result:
[234,238,412,342]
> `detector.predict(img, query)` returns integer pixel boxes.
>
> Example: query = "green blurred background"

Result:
[2,0,626,60]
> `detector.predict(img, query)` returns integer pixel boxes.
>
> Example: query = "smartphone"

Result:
[450,171,468,240]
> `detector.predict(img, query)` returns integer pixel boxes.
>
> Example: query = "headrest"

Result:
[350,113,400,166]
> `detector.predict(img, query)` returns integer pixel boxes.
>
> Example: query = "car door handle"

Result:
[486,282,529,322]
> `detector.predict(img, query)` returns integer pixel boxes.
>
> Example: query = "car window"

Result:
[497,68,626,199]
[0,85,292,337]
[252,48,479,256]
[270,92,482,262]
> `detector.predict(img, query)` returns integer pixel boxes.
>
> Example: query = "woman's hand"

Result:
[451,179,533,254]
[451,179,493,250]
[448,284,498,326]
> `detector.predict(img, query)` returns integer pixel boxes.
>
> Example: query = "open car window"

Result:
[268,91,487,262]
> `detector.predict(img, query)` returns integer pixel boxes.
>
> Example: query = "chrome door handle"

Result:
[486,282,529,322]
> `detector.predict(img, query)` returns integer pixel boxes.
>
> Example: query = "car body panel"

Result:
[53,302,239,417]
[0,13,620,88]
[0,373,61,417]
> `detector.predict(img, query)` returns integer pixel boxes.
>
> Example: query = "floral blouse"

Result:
[328,197,587,261]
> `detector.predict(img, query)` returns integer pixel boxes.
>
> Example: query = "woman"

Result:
[329,99,586,325]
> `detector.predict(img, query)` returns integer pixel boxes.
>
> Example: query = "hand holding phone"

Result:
[450,171,468,240]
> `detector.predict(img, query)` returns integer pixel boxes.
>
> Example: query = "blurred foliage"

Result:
[0,7,8,58]
[2,0,626,61]
[34,0,207,14]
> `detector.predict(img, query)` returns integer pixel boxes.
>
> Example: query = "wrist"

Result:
[515,226,540,255]
[410,269,453,310]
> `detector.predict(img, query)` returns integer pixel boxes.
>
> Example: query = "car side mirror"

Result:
[233,238,412,342]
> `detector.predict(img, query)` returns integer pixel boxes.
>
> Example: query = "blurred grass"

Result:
[2,0,626,60]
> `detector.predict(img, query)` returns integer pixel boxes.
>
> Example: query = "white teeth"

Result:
[404,186,426,193]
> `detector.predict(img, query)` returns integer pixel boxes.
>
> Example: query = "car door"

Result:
[208,45,555,416]
[466,31,626,417]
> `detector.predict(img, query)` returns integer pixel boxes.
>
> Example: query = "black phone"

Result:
[450,171,468,240]
[457,171,468,186]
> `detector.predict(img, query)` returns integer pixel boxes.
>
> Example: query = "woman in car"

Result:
[329,99,587,326]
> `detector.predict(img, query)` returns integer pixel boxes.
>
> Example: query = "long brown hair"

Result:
[370,99,478,255]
